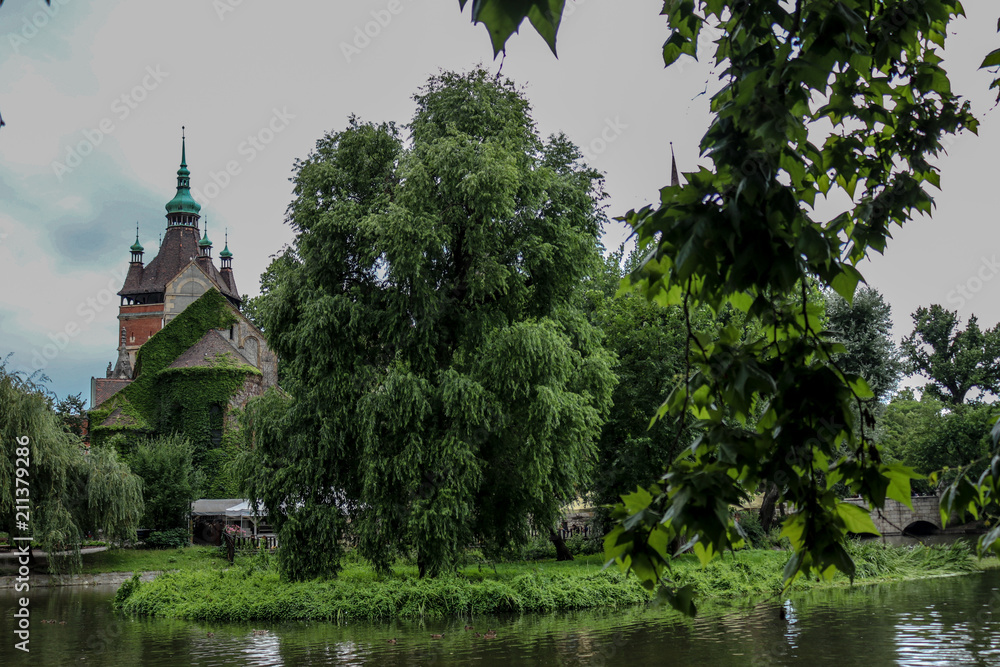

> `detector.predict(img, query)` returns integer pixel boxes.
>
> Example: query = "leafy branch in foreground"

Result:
[456,0,984,614]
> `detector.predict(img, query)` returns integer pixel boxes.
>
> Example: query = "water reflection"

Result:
[3,570,1000,665]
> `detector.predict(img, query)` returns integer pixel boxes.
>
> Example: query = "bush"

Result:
[733,510,768,549]
[565,533,603,556]
[521,535,556,561]
[144,528,190,549]
[113,572,142,611]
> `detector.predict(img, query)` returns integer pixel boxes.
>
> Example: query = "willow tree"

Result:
[453,1,991,613]
[239,69,615,579]
[0,360,142,572]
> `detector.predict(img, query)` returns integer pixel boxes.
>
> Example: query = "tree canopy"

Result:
[0,360,142,572]
[237,69,615,580]
[825,285,904,405]
[453,0,995,613]
[901,305,1000,405]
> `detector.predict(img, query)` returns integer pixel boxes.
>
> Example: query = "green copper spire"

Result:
[130,223,144,252]
[165,126,202,219]
[199,218,212,247]
[219,229,232,259]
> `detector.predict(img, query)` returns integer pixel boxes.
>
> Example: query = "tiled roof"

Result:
[93,378,132,407]
[119,225,240,302]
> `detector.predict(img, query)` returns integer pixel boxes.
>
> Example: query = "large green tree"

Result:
[125,434,197,531]
[901,305,1000,405]
[825,286,904,405]
[881,391,993,493]
[0,360,143,572]
[453,0,991,612]
[237,70,615,580]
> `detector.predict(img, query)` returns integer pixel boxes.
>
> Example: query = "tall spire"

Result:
[670,142,679,187]
[165,125,201,226]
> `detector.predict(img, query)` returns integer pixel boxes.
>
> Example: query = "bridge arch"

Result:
[902,520,940,536]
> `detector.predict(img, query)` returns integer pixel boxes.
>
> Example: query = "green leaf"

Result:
[657,584,698,617]
[882,463,919,509]
[830,265,864,304]
[622,486,653,516]
[981,48,1000,69]
[836,502,880,535]
[848,376,874,400]
[462,0,565,56]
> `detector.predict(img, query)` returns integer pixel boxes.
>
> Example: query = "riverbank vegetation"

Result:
[113,541,988,622]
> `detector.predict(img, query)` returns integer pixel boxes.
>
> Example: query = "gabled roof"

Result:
[119,226,240,302]
[93,378,132,406]
[166,329,256,370]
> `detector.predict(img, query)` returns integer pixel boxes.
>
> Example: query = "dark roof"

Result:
[220,268,238,296]
[119,225,240,302]
[166,329,255,370]
[93,378,131,407]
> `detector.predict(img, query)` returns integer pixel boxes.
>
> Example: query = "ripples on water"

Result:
[4,571,1000,666]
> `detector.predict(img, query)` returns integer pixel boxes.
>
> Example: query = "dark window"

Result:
[209,404,224,447]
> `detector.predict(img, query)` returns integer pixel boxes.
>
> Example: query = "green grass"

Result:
[112,540,988,622]
[78,546,227,575]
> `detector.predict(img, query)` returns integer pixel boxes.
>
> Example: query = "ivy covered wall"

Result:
[89,289,254,465]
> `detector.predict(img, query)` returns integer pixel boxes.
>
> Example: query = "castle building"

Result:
[89,132,277,455]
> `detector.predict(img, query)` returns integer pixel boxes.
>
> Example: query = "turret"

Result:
[219,229,233,270]
[165,127,202,228]
[130,223,144,265]
[198,219,213,259]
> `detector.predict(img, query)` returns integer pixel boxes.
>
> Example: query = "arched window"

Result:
[209,404,224,447]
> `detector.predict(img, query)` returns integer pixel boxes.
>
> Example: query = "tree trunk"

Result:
[759,483,781,535]
[550,529,574,561]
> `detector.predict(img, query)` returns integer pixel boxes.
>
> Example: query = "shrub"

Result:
[144,528,190,549]
[113,572,142,611]
[565,533,603,556]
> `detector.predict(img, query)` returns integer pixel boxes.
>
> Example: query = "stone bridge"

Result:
[842,495,955,536]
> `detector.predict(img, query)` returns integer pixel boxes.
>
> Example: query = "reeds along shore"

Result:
[113,541,983,623]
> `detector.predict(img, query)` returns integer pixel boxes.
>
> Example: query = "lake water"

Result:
[3,569,1000,666]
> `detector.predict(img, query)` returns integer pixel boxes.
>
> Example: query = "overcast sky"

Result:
[1,0,998,402]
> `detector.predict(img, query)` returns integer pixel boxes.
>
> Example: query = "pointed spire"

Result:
[165,125,201,225]
[130,222,144,264]
[199,216,213,258]
[670,142,679,188]
[130,222,144,253]
[219,228,233,260]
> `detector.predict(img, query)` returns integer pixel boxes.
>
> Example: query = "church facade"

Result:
[88,134,278,457]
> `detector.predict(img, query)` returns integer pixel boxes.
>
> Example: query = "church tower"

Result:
[115,129,241,370]
[88,128,277,450]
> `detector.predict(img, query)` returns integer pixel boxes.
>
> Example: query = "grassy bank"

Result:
[78,546,226,575]
[113,540,988,622]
